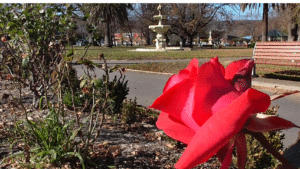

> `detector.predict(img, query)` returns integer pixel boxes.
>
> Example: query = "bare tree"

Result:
[133,4,157,45]
[167,3,228,48]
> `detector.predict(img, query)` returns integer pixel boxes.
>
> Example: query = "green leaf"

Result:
[39,96,46,110]
[80,79,87,88]
[69,127,81,141]
[78,59,93,66]
[66,49,74,57]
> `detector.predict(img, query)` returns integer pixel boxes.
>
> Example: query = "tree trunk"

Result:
[197,33,200,47]
[104,20,112,47]
[262,3,269,42]
[165,35,169,47]
[88,33,92,43]
[182,38,186,47]
[288,21,298,42]
[189,36,193,48]
[146,33,150,45]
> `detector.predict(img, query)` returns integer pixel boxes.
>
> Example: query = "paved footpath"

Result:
[74,59,300,167]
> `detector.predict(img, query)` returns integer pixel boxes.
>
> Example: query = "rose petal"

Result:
[150,79,200,131]
[156,112,195,144]
[151,57,235,131]
[236,133,247,169]
[163,58,198,92]
[192,57,235,127]
[245,113,299,132]
[175,89,270,169]
[225,59,254,81]
[210,57,226,76]
[225,59,254,92]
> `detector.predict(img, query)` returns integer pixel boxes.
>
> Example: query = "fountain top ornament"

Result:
[148,4,171,35]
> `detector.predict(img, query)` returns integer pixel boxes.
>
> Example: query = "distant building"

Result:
[113,33,147,46]
[258,29,288,41]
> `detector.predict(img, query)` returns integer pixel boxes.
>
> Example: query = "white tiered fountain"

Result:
[134,4,181,52]
[149,4,170,50]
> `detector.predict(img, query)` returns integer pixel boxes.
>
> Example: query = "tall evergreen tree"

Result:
[82,4,133,47]
[240,3,285,42]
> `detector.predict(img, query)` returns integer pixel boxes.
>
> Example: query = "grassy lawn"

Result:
[124,61,300,81]
[68,46,253,60]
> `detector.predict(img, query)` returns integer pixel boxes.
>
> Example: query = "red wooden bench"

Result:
[252,42,300,76]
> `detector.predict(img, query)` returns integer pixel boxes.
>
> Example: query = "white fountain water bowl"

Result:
[149,25,171,33]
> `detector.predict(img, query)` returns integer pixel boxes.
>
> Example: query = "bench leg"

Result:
[252,63,259,77]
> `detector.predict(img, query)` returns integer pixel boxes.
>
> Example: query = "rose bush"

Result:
[150,57,298,169]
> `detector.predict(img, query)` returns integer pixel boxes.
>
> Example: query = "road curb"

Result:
[252,81,300,91]
[126,69,173,76]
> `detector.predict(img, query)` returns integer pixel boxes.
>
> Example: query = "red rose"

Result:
[150,57,297,169]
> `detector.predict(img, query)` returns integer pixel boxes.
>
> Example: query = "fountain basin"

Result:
[153,15,167,20]
[149,25,171,33]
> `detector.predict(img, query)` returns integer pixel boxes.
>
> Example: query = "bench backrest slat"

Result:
[256,46,300,49]
[255,49,300,53]
[253,42,300,64]
[257,42,300,46]
[254,56,300,60]
[254,53,300,57]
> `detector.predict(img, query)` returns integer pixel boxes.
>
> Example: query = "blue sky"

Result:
[225,4,263,21]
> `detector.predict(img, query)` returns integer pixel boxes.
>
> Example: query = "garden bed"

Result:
[0,78,230,169]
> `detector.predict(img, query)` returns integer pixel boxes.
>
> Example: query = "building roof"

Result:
[227,35,239,39]
[242,36,252,40]
[268,29,287,37]
[258,29,288,38]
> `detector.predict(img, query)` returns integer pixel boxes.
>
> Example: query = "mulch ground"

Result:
[0,78,234,169]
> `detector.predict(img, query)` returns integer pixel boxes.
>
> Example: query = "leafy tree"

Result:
[82,3,133,47]
[0,3,77,107]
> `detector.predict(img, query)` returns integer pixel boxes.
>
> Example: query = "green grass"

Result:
[67,46,252,60]
[125,60,232,74]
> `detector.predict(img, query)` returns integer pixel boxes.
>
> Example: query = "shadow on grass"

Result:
[263,70,300,82]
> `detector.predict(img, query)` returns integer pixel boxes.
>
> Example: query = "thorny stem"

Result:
[245,130,297,169]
